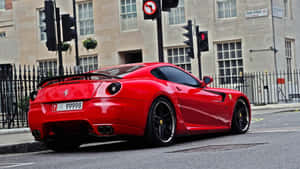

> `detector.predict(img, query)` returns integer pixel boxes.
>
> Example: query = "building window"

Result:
[217,41,243,84]
[284,0,288,17]
[80,55,98,72]
[38,9,47,41]
[285,39,293,81]
[216,0,237,19]
[0,32,6,38]
[78,1,94,36]
[167,47,192,73]
[120,0,137,31]
[283,0,292,18]
[168,0,185,25]
[38,60,57,77]
[0,0,5,10]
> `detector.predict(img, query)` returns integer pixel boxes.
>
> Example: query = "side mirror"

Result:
[202,76,213,87]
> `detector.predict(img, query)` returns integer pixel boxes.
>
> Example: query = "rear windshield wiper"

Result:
[38,73,122,88]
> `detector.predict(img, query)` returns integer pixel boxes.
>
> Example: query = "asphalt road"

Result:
[1,110,300,169]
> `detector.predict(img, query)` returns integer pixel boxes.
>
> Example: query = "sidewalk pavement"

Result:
[0,103,300,155]
[252,103,300,114]
[0,129,45,154]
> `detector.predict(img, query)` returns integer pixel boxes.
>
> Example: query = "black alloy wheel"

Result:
[146,97,176,146]
[231,99,250,134]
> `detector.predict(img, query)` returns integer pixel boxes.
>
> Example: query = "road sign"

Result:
[144,1,157,15]
[142,0,164,62]
[277,78,285,84]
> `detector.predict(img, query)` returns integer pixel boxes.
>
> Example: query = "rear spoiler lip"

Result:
[37,73,122,88]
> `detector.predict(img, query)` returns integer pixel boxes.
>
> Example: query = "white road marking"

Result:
[0,151,50,159]
[0,163,34,169]
[250,126,300,134]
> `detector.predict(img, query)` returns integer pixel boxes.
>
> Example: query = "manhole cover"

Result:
[168,143,267,153]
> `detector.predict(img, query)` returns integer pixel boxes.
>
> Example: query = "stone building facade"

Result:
[0,0,299,83]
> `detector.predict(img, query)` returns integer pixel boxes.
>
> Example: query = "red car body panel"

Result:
[28,62,251,141]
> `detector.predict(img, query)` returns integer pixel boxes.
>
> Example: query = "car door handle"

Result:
[176,86,182,91]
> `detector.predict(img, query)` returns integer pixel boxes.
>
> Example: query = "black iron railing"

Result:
[208,70,300,105]
[0,64,90,129]
[1,64,300,129]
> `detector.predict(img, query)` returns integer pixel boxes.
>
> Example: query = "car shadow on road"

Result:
[45,132,232,154]
[175,132,231,146]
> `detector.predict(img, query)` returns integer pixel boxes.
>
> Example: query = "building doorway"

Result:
[119,50,143,64]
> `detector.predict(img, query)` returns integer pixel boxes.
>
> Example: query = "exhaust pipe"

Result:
[97,125,114,135]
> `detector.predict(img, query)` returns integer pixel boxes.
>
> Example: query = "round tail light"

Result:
[107,82,122,95]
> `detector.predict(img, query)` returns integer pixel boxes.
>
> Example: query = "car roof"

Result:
[93,62,176,78]
[98,62,172,70]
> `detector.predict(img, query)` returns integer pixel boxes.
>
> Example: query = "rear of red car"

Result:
[28,69,149,149]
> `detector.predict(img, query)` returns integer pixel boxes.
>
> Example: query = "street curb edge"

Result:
[0,142,47,155]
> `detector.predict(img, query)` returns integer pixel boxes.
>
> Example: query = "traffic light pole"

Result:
[156,0,164,62]
[72,0,80,68]
[197,47,202,80]
[55,8,64,76]
[196,26,202,80]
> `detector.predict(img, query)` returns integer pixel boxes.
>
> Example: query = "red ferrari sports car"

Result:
[29,62,251,151]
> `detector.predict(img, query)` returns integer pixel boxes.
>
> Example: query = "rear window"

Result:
[95,65,144,78]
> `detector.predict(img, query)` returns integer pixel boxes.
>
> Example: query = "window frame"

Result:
[79,55,99,72]
[283,0,288,17]
[0,0,5,10]
[78,1,95,36]
[216,40,244,84]
[283,0,293,19]
[151,66,201,88]
[119,0,138,32]
[285,38,294,81]
[216,0,237,19]
[166,47,192,73]
[37,59,58,78]
[168,0,186,25]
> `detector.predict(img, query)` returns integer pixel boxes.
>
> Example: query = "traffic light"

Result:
[162,0,179,11]
[43,1,57,51]
[143,0,159,20]
[62,14,76,42]
[182,20,194,58]
[198,31,209,52]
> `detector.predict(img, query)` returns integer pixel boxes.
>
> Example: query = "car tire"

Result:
[145,97,176,146]
[231,99,250,134]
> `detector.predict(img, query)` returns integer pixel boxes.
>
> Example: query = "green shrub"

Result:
[83,38,98,50]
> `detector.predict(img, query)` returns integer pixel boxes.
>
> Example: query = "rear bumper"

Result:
[28,98,147,140]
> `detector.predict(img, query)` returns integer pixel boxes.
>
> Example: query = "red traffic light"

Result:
[201,33,206,41]
[197,31,209,52]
